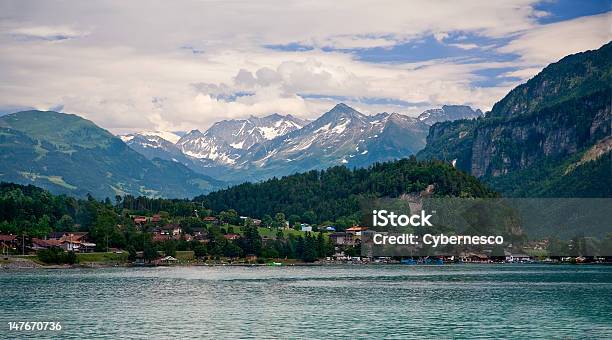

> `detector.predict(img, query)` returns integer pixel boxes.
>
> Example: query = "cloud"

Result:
[448,43,480,50]
[0,1,609,134]
[498,12,612,65]
[7,25,88,41]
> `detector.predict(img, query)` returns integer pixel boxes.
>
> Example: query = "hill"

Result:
[417,42,612,197]
[196,157,496,225]
[0,111,225,198]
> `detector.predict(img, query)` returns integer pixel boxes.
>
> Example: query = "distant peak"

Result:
[331,103,352,111]
[186,129,204,135]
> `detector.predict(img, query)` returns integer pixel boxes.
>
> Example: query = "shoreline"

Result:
[2,257,610,270]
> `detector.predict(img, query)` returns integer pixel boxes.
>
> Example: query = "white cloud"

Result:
[0,1,609,134]
[448,43,480,50]
[498,12,612,65]
[7,25,88,41]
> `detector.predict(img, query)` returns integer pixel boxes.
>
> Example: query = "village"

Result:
[1,210,604,267]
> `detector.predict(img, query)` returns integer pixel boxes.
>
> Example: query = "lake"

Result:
[1,264,611,339]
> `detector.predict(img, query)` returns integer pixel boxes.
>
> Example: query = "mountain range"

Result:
[122,104,481,182]
[2,42,609,199]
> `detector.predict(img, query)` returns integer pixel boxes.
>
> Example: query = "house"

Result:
[48,232,89,242]
[159,256,178,265]
[133,216,148,224]
[31,238,63,250]
[151,214,162,223]
[224,233,240,240]
[330,232,355,246]
[44,232,96,253]
[253,219,262,226]
[202,216,218,224]
[0,234,17,251]
[301,224,312,232]
[345,226,368,236]
[324,226,336,232]
[163,224,182,236]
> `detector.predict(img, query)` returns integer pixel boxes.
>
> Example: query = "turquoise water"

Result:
[1,265,611,339]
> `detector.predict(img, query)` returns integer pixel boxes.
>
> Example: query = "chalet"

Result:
[202,216,219,225]
[0,234,17,253]
[345,226,368,236]
[224,233,240,240]
[31,238,63,250]
[156,224,181,237]
[44,232,96,253]
[133,216,148,224]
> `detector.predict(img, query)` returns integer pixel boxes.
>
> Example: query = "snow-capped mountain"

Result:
[176,129,244,166]
[120,131,189,164]
[199,113,307,150]
[119,103,479,183]
[418,105,483,125]
[243,103,430,176]
[175,113,307,166]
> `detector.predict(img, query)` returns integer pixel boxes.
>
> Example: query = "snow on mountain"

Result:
[120,131,190,164]
[244,103,429,172]
[418,105,483,125]
[176,113,307,167]
[119,103,480,182]
[176,130,243,166]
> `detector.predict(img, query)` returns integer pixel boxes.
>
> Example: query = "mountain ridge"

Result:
[417,41,612,197]
[0,110,225,198]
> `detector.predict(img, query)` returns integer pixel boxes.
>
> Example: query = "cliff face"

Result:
[470,91,610,178]
[417,42,612,197]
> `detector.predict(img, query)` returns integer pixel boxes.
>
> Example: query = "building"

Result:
[0,234,17,253]
[133,216,148,224]
[202,216,218,224]
[345,226,368,236]
[224,233,240,240]
[330,232,355,246]
[301,224,312,232]
[44,232,96,253]
[31,238,62,250]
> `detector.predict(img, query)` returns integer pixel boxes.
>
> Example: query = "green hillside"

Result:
[0,111,225,198]
[197,157,497,225]
[417,42,612,197]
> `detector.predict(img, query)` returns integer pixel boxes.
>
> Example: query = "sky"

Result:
[0,0,610,134]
